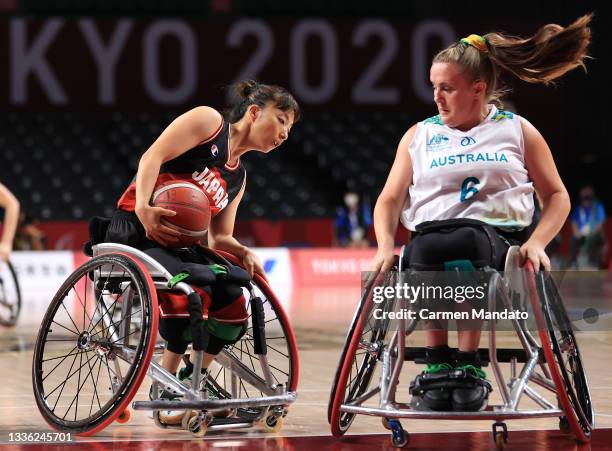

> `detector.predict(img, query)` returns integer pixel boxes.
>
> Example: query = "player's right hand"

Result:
[135,204,180,247]
[370,247,396,274]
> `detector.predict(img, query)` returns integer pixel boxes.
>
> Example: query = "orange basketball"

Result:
[151,181,211,247]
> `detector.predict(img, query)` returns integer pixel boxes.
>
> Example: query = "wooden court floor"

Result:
[1,300,611,450]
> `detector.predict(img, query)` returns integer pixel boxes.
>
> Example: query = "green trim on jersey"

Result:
[424,115,444,125]
[491,110,514,121]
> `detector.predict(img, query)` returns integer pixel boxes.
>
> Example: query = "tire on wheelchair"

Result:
[32,253,158,435]
[328,269,397,436]
[527,265,593,443]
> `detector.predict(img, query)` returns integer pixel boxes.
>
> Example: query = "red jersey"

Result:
[117,118,246,218]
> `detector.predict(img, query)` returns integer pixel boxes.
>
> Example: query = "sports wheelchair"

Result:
[0,259,21,327]
[32,223,298,437]
[328,245,593,448]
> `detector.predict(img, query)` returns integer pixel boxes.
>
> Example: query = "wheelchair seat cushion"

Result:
[404,218,519,271]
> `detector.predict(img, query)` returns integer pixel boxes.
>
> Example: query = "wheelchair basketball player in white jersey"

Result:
[371,16,592,412]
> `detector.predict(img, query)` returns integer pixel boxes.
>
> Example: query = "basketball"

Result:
[151,181,211,247]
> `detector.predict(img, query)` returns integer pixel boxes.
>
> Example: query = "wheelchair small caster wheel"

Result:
[382,417,392,430]
[188,414,210,437]
[559,416,571,434]
[388,419,409,448]
[492,422,508,449]
[494,432,506,449]
[116,409,131,424]
[264,414,284,433]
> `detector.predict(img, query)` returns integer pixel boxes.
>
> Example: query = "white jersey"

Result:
[400,105,535,231]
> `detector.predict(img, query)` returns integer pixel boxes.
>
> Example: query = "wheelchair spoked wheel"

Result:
[32,253,158,435]
[328,269,396,436]
[206,251,299,422]
[0,259,22,327]
[538,270,593,440]
[525,263,592,443]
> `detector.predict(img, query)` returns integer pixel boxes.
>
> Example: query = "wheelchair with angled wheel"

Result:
[32,218,298,437]
[328,222,593,449]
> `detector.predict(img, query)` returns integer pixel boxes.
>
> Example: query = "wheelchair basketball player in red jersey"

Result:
[99,80,300,419]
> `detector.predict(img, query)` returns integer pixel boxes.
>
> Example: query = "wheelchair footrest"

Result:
[404,347,544,365]
[133,392,296,411]
[210,417,253,426]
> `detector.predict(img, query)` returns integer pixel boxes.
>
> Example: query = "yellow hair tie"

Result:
[460,34,489,53]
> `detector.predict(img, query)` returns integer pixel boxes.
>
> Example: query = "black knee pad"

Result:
[159,318,190,354]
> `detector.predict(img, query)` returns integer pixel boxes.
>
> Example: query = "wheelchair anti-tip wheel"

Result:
[526,263,593,443]
[0,259,21,327]
[32,253,158,435]
[328,269,397,436]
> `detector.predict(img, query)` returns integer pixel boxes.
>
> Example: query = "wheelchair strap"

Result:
[182,247,252,287]
[177,263,217,286]
[167,271,190,289]
[187,292,209,351]
[216,265,251,286]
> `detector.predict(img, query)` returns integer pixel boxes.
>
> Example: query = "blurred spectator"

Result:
[568,185,607,269]
[334,191,372,248]
[13,212,47,251]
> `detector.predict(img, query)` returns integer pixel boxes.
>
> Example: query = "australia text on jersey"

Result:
[429,152,509,169]
[192,168,229,210]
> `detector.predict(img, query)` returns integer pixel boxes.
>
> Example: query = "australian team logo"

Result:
[211,144,219,157]
[461,136,476,147]
[426,134,451,152]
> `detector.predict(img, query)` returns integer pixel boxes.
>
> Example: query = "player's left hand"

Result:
[519,238,551,272]
[242,248,267,280]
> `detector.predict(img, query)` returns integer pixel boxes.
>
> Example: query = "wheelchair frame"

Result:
[329,246,593,448]
[32,243,298,437]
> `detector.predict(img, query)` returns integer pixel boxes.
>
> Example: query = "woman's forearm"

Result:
[373,196,402,250]
[0,196,19,246]
[530,191,571,246]
[209,234,248,259]
[135,153,162,211]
